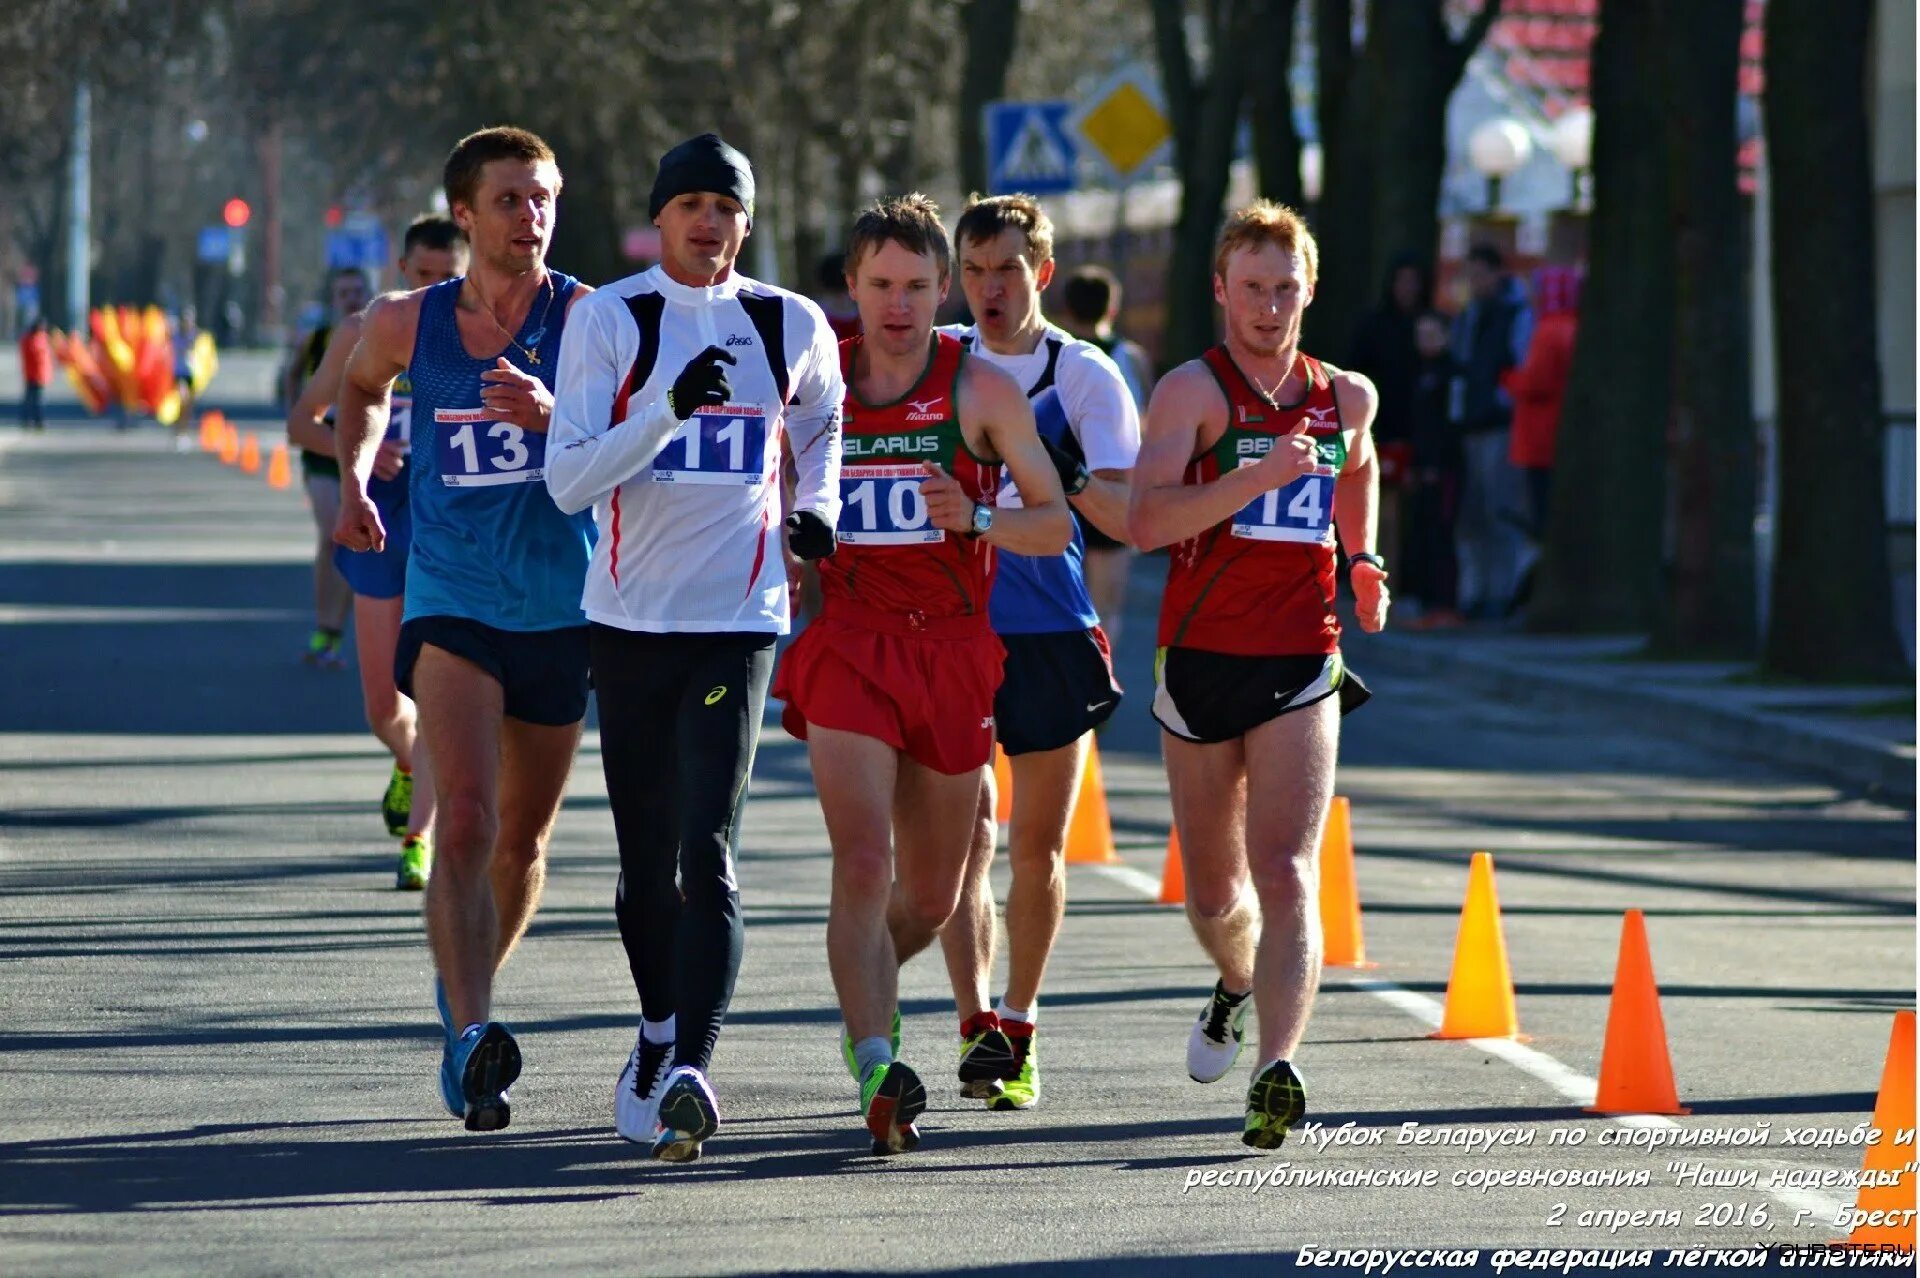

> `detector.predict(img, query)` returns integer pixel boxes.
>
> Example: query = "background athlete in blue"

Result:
[333,127,595,1134]
[937,195,1141,1112]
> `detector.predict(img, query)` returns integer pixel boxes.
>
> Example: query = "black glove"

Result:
[667,346,737,420]
[1039,433,1091,496]
[784,509,836,561]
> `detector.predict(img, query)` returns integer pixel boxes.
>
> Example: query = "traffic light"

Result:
[222,198,251,228]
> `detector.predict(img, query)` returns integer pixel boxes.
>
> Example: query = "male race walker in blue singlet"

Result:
[936,195,1140,1111]
[334,127,595,1133]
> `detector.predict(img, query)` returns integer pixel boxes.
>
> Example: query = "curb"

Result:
[1355,633,1916,807]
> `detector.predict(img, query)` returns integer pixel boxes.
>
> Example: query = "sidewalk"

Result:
[1349,628,1916,805]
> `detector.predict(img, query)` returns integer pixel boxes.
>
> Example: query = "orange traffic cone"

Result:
[266,442,292,490]
[239,432,261,474]
[1432,852,1523,1040]
[1848,1010,1917,1247]
[1585,910,1688,1114]
[1318,796,1374,969]
[198,411,220,452]
[1063,742,1118,865]
[992,743,1013,824]
[218,422,240,465]
[1157,827,1186,904]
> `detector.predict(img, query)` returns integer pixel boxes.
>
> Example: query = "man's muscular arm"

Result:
[1127,363,1318,550]
[1330,368,1389,633]
[962,359,1071,555]
[332,295,414,552]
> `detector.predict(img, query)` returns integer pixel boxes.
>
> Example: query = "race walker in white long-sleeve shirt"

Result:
[547,264,842,633]
[544,133,843,1166]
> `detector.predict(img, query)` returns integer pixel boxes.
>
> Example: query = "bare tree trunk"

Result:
[1250,0,1303,209]
[1362,0,1500,293]
[1529,0,1671,632]
[958,0,1021,198]
[1650,0,1755,655]
[1761,0,1909,679]
[1155,0,1258,367]
[1303,0,1369,355]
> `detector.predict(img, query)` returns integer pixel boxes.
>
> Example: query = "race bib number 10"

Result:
[837,463,943,545]
[435,407,543,487]
[1231,458,1336,543]
[650,406,769,486]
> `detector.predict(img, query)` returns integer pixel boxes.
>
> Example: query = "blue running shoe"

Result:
[450,1022,521,1132]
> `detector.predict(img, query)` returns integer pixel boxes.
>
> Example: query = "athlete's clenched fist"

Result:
[668,346,737,420]
[918,461,977,534]
[1254,417,1322,490]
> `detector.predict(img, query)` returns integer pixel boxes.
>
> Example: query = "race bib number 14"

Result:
[1231,458,1336,543]
[435,407,543,487]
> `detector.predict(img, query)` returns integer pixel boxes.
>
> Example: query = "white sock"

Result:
[995,998,1034,1025]
[642,1015,675,1045]
[852,1036,893,1079]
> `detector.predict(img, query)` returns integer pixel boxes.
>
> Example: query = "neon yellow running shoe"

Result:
[987,1025,1038,1110]
[395,835,431,891]
[859,1059,925,1155]
[381,765,413,838]
[840,1010,902,1082]
[1242,1060,1308,1150]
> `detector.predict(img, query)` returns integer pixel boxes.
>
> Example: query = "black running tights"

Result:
[590,625,774,1072]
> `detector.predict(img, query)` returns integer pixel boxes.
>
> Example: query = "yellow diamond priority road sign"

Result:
[1074,71,1172,180]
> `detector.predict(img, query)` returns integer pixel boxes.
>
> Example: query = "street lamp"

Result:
[1545,106,1594,210]
[1467,117,1532,212]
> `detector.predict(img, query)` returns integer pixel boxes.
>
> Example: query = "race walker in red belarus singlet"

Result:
[1152,346,1370,743]
[776,333,1006,774]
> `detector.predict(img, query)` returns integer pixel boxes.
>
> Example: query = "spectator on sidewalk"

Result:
[1451,243,1532,621]
[18,316,51,431]
[1403,311,1464,627]
[1507,265,1581,540]
[1348,251,1431,580]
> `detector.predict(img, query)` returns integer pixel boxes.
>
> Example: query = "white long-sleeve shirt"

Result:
[547,266,842,633]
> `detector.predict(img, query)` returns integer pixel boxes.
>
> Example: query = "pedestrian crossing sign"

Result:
[984,100,1079,196]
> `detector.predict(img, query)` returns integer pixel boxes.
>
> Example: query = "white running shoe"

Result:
[1187,982,1251,1083]
[614,1030,673,1144]
[651,1065,720,1163]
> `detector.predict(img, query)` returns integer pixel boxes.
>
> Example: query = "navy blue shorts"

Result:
[396,616,591,726]
[994,627,1122,757]
[333,497,411,600]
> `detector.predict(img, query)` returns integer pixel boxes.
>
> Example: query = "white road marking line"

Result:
[1087,860,1852,1224]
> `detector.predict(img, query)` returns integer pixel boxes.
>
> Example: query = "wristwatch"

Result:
[1347,552,1387,572]
[966,503,994,539]
[1063,461,1091,497]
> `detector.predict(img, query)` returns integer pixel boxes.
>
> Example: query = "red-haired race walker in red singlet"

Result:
[1128,201,1389,1155]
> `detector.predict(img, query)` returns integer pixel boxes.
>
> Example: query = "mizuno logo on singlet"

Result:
[904,398,946,420]
[845,433,941,457]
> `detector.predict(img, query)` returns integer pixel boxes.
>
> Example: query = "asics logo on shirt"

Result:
[724,334,755,347]
[705,685,728,705]
[904,398,946,421]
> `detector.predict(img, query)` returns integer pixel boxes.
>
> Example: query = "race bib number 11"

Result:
[650,406,769,486]
[435,407,543,487]
[837,464,943,545]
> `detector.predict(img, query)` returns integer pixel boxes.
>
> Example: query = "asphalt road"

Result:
[1,427,1912,1276]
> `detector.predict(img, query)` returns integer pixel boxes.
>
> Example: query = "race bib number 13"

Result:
[435,407,543,487]
[837,463,943,545]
